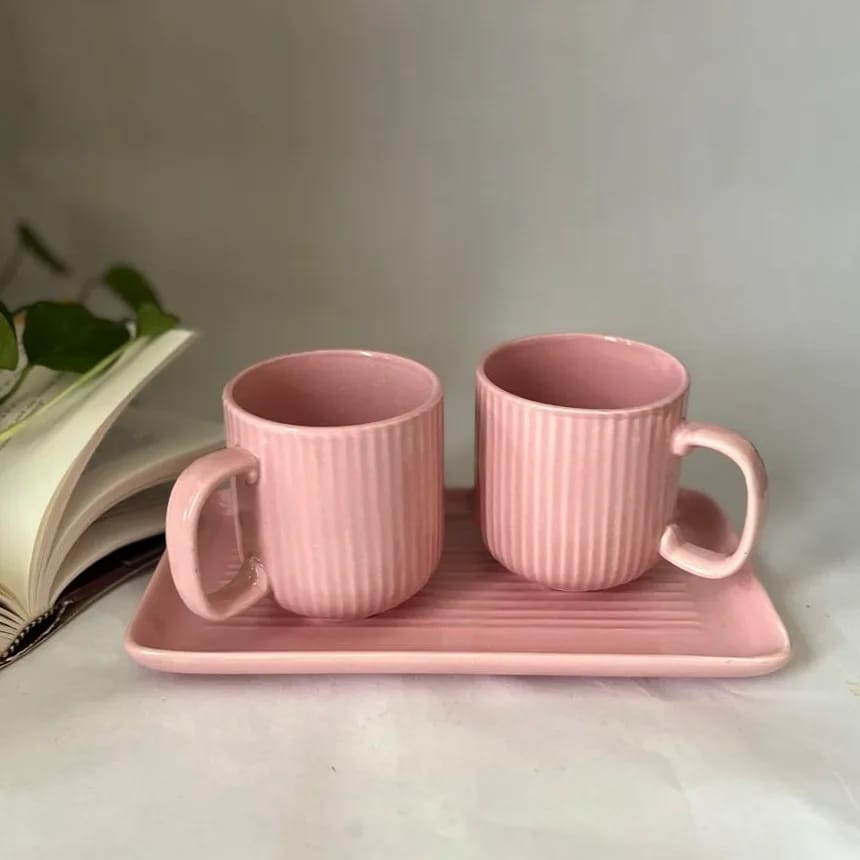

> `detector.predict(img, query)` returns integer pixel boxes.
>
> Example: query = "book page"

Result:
[70,405,223,498]
[0,329,196,616]
[0,603,23,652]
[39,406,223,607]
[48,484,173,603]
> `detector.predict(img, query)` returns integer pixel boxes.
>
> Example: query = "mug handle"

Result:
[658,422,767,579]
[166,447,270,620]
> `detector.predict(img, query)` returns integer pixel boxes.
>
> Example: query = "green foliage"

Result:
[102,264,159,310]
[22,302,131,373]
[0,303,18,371]
[103,264,179,338]
[16,222,70,275]
[135,302,180,339]
[0,222,181,436]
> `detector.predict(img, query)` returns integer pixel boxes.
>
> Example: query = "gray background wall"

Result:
[1,1,858,559]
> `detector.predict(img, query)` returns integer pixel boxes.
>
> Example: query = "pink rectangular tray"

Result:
[125,489,790,677]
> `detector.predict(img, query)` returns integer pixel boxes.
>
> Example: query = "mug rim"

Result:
[476,332,690,417]
[224,349,443,433]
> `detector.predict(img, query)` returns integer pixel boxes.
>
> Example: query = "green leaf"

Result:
[102,264,162,311]
[135,302,179,339]
[16,222,70,275]
[101,265,179,337]
[22,301,130,373]
[0,301,19,371]
[0,345,129,444]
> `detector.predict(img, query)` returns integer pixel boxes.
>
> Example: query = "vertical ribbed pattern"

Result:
[226,401,443,619]
[131,487,789,677]
[477,379,686,591]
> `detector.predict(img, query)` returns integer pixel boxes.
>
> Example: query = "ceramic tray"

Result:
[125,489,790,677]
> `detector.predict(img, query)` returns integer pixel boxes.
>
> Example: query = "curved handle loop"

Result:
[166,447,269,620]
[659,422,767,580]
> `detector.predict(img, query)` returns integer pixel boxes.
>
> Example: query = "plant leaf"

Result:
[16,222,70,275]
[0,301,19,371]
[102,264,162,311]
[22,301,130,373]
[135,302,179,339]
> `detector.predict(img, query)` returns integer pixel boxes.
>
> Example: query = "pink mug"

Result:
[167,350,444,620]
[476,333,767,591]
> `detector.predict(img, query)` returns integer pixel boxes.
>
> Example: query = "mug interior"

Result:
[229,351,440,427]
[482,335,688,411]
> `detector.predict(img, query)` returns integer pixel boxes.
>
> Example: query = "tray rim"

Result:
[125,488,791,678]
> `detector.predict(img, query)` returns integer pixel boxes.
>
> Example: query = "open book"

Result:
[0,330,222,664]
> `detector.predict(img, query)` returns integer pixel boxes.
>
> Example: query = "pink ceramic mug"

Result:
[476,333,767,591]
[167,350,444,620]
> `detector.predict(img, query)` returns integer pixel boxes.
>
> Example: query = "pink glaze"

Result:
[476,334,767,590]
[166,350,444,620]
[127,488,789,677]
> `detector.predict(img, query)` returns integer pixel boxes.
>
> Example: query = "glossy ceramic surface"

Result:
[127,488,789,677]
[166,350,444,620]
[476,334,767,590]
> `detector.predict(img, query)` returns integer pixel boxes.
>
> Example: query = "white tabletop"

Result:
[3,474,859,859]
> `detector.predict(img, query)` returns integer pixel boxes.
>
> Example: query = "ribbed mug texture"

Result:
[227,389,444,618]
[477,334,689,591]
[168,350,443,620]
